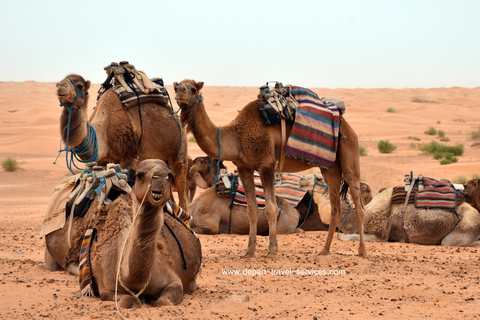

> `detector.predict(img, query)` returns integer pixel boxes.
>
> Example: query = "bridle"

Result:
[59,78,89,110]
[175,83,203,114]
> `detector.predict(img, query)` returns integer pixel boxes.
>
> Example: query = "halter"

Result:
[175,83,203,113]
[55,78,98,175]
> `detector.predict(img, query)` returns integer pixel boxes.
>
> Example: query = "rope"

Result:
[55,79,97,174]
[164,220,188,270]
[209,127,222,183]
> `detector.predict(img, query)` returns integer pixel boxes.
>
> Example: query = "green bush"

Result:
[452,176,467,184]
[2,158,18,172]
[440,137,450,142]
[408,136,421,141]
[422,141,463,164]
[470,126,480,140]
[188,136,197,143]
[440,153,458,165]
[386,107,396,113]
[424,127,437,135]
[359,146,367,156]
[437,130,445,138]
[378,140,397,154]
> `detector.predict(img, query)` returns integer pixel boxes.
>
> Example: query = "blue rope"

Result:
[209,127,222,183]
[54,79,98,174]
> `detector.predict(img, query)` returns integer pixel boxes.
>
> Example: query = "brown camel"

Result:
[464,178,480,212]
[189,186,301,235]
[90,159,202,308]
[174,80,366,257]
[297,174,373,231]
[299,181,480,246]
[56,74,189,210]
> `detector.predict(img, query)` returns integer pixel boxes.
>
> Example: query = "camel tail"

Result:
[340,178,349,200]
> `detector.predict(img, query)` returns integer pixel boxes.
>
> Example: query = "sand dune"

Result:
[0,81,479,319]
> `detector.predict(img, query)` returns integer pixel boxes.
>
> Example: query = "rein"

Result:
[55,79,98,175]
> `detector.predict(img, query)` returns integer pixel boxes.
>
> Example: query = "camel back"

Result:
[97,61,171,110]
[256,82,345,168]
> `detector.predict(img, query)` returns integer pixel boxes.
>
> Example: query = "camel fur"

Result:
[175,80,366,258]
[56,74,189,210]
[90,159,202,308]
[321,187,480,246]
[464,178,480,212]
[189,186,301,235]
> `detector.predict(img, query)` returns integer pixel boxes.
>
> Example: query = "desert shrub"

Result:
[422,141,463,164]
[188,136,196,143]
[452,176,467,184]
[440,137,450,142]
[214,102,220,106]
[472,174,480,179]
[2,158,18,172]
[440,153,458,165]
[470,126,480,140]
[378,140,396,154]
[437,130,445,138]
[424,127,437,135]
[411,96,439,104]
[386,108,396,113]
[359,146,367,156]
[409,143,417,148]
[408,136,421,141]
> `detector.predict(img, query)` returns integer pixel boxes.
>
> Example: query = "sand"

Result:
[0,80,479,319]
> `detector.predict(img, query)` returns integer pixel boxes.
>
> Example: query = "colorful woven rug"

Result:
[285,86,340,169]
[113,80,170,109]
[79,219,96,297]
[415,177,457,210]
[233,173,307,208]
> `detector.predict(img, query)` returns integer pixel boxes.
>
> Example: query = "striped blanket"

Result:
[415,177,457,210]
[113,79,170,109]
[285,86,340,169]
[233,173,307,208]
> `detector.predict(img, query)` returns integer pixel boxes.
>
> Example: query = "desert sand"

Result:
[0,80,479,319]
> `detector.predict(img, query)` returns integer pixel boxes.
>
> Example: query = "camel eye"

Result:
[77,84,84,90]
[136,172,145,179]
[191,87,197,94]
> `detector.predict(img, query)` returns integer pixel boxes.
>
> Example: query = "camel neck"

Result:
[60,104,89,149]
[182,102,239,160]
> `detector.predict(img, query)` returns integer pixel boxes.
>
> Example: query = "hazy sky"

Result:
[2,0,479,88]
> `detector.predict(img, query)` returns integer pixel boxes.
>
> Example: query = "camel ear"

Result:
[85,80,91,91]
[168,172,175,186]
[127,168,137,187]
[173,82,179,92]
[196,81,204,91]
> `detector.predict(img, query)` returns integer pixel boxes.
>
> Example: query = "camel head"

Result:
[464,178,480,211]
[133,159,174,206]
[191,156,226,189]
[56,74,90,109]
[298,174,329,194]
[173,79,204,110]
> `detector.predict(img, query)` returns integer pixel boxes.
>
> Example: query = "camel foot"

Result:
[264,252,278,259]
[319,249,330,256]
[118,295,142,309]
[358,246,367,258]
[241,252,256,258]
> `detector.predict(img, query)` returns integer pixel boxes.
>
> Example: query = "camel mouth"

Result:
[150,190,164,203]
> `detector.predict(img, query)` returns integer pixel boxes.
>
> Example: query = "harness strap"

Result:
[164,220,188,270]
[401,179,416,243]
[272,92,286,171]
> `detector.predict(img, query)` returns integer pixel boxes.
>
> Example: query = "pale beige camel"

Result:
[174,80,366,257]
[299,178,480,246]
[56,74,189,210]
[464,178,480,212]
[189,186,301,235]
[90,159,202,308]
[297,174,373,231]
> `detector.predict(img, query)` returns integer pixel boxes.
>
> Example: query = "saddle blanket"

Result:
[415,177,457,210]
[233,173,307,208]
[285,86,340,169]
[40,174,79,237]
[113,79,170,109]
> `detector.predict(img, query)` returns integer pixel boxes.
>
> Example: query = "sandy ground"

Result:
[1,80,479,319]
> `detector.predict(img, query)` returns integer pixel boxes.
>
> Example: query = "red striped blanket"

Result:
[285,86,340,169]
[414,177,457,210]
[233,173,306,208]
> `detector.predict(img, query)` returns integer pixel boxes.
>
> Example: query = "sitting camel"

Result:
[297,174,373,231]
[184,156,226,203]
[464,178,480,212]
[90,159,202,308]
[56,74,189,210]
[175,80,366,257]
[299,177,480,246]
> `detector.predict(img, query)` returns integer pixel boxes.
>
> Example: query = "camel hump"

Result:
[98,62,172,110]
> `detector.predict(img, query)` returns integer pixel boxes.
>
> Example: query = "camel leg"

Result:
[153,282,184,307]
[99,291,142,309]
[44,248,63,272]
[237,166,258,258]
[337,121,367,257]
[320,161,343,255]
[258,166,279,258]
[172,161,188,210]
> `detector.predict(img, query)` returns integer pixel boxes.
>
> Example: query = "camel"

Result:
[297,174,373,231]
[90,159,202,308]
[189,186,301,235]
[174,80,366,257]
[464,178,480,212]
[56,74,189,210]
[299,177,480,246]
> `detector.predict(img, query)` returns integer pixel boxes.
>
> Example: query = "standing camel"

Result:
[56,74,189,209]
[174,80,366,258]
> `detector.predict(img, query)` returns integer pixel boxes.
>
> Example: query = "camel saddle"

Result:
[97,61,171,109]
